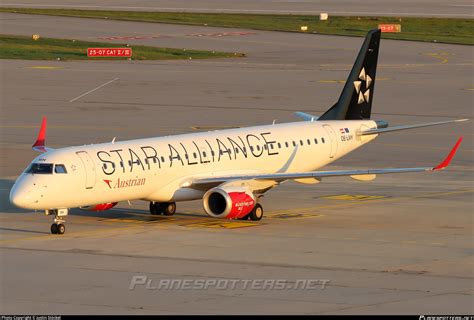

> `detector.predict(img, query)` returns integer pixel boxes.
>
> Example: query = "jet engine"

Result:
[203,186,256,219]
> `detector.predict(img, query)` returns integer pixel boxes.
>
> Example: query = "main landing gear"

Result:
[239,203,264,221]
[47,208,68,235]
[149,202,177,216]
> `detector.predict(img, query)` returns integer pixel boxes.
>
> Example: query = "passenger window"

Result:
[278,143,281,148]
[161,156,165,163]
[54,164,67,174]
[314,138,318,144]
[292,141,296,147]
[307,139,311,145]
[285,142,289,148]
[322,138,325,143]
[299,140,303,146]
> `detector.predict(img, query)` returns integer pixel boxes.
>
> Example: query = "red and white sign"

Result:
[87,48,132,57]
[378,24,401,33]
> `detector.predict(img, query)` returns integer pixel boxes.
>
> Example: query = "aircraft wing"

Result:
[185,137,462,187]
[358,119,468,136]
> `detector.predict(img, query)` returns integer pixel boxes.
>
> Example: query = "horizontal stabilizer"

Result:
[294,112,318,121]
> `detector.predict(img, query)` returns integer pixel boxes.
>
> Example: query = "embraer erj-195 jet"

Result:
[10,29,467,235]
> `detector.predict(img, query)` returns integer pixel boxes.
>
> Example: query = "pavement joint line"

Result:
[69,77,119,102]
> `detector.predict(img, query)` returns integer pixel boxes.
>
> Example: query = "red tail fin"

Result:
[32,117,48,152]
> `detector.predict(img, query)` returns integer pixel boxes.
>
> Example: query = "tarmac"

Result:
[0,12,473,314]
[0,0,472,17]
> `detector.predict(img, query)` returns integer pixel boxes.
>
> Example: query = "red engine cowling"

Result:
[203,187,256,219]
[82,202,118,211]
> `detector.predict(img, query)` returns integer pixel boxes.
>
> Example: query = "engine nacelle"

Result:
[81,202,118,211]
[203,187,256,219]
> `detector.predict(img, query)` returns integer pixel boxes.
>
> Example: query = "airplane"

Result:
[9,29,467,235]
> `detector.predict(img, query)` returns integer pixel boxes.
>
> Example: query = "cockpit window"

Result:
[26,163,53,174]
[54,164,67,174]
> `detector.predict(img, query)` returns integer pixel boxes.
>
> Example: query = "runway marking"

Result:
[28,66,63,70]
[69,77,119,103]
[184,220,260,229]
[267,213,323,220]
[97,35,171,40]
[321,194,387,201]
[424,52,451,64]
[464,88,474,91]
[186,32,257,38]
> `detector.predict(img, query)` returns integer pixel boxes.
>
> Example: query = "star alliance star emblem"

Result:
[353,67,372,104]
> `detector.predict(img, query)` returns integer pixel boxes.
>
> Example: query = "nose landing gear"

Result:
[46,208,68,235]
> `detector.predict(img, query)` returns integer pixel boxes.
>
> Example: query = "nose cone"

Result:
[9,179,31,209]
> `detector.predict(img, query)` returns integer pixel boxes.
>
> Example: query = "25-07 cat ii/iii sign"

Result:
[87,48,132,57]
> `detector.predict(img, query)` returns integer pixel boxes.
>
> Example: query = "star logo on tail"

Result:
[353,67,372,104]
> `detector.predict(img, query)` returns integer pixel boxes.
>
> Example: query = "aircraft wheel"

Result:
[51,223,58,234]
[249,204,263,221]
[149,202,163,215]
[57,224,66,235]
[162,202,176,216]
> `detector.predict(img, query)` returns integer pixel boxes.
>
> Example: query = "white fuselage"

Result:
[10,120,377,210]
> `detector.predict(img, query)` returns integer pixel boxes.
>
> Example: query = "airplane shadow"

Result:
[0,227,49,234]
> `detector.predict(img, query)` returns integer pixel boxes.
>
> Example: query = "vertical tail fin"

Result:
[319,29,381,120]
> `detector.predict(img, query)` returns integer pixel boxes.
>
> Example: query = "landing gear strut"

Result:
[47,208,68,235]
[149,202,176,216]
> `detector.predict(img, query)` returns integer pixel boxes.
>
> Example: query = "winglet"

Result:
[32,117,48,152]
[433,137,463,170]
